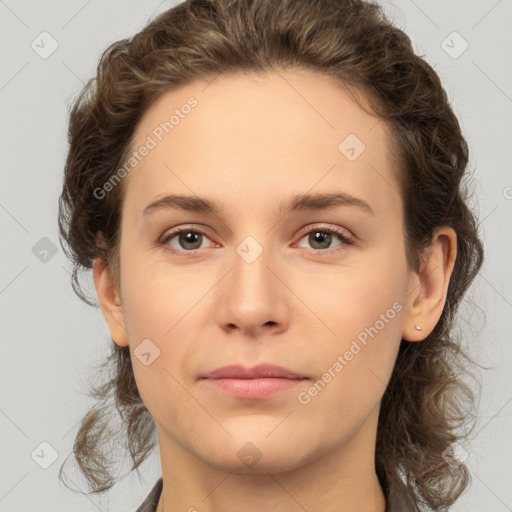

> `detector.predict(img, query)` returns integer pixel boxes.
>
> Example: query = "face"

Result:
[102,70,414,475]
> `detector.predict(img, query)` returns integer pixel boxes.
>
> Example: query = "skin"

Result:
[93,69,457,512]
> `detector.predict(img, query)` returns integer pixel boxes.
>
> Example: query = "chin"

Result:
[197,435,312,475]
[209,452,309,476]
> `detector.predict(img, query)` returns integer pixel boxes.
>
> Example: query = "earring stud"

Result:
[415,324,422,331]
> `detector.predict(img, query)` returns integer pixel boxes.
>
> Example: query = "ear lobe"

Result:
[92,257,129,347]
[401,226,457,342]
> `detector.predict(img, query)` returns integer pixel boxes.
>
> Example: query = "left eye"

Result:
[296,227,352,251]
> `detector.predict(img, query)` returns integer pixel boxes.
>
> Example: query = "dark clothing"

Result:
[134,478,163,512]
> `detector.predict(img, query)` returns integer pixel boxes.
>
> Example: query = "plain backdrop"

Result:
[1,1,511,510]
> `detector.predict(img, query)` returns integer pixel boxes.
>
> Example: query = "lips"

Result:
[199,364,308,380]
[199,364,309,399]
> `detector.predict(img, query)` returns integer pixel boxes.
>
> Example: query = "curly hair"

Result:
[57,0,484,509]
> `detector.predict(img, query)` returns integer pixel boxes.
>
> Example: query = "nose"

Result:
[214,239,290,337]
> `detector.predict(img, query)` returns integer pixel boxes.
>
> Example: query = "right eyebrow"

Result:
[143,194,224,217]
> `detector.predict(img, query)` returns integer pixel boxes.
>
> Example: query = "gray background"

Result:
[1,0,511,510]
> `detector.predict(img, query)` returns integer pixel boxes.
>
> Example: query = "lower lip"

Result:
[201,377,308,399]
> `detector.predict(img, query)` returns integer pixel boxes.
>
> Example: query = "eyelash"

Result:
[158,224,354,256]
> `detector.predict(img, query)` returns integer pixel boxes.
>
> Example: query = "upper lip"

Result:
[200,364,308,380]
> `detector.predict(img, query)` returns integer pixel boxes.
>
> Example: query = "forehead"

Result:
[122,69,401,221]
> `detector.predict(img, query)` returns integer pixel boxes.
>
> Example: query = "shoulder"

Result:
[134,477,163,512]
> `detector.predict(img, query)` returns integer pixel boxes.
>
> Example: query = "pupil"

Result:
[181,232,201,249]
[311,231,331,249]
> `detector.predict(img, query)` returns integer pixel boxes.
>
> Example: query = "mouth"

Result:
[198,364,309,399]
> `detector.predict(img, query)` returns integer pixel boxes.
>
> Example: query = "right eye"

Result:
[159,227,217,254]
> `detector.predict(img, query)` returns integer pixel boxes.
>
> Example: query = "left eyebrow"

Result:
[282,191,375,216]
[142,191,375,218]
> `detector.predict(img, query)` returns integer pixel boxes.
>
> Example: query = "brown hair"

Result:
[58,0,484,509]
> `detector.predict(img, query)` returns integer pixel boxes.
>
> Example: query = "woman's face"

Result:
[98,70,417,475]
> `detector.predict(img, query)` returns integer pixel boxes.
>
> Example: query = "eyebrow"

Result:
[143,191,375,217]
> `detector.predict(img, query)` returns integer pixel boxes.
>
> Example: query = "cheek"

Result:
[298,248,406,415]
[299,300,403,443]
[293,242,406,345]
[119,244,200,341]
[118,246,206,421]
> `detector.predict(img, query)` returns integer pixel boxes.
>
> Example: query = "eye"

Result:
[295,225,353,252]
[160,227,215,253]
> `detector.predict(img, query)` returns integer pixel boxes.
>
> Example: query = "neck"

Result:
[157,476,385,512]
[155,407,386,512]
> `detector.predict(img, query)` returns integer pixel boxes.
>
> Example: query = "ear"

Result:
[402,226,457,342]
[92,257,129,347]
